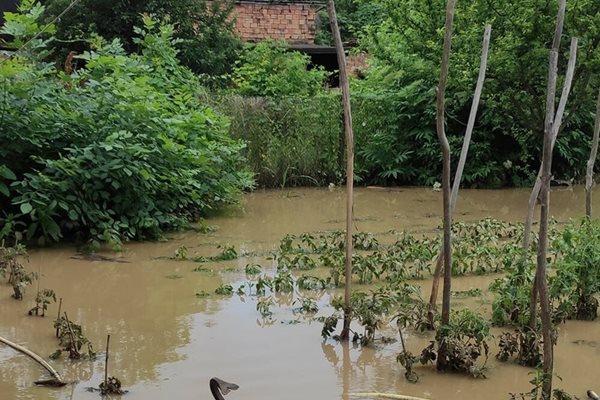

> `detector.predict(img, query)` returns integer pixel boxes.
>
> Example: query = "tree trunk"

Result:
[585,87,600,217]
[328,0,354,342]
[434,0,456,371]
[536,2,569,398]
[527,37,578,332]
[427,23,491,327]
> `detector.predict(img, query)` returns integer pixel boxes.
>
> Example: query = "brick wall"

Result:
[233,2,317,44]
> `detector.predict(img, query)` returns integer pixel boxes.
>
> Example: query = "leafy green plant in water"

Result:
[257,297,274,317]
[296,275,328,291]
[214,284,234,295]
[28,288,56,316]
[550,218,600,321]
[51,316,95,360]
[325,283,419,346]
[293,298,319,315]
[244,263,261,276]
[496,328,542,368]
[434,309,491,377]
[490,258,535,327]
[0,244,37,300]
[99,377,126,395]
[272,271,294,293]
[173,246,188,260]
[191,245,239,263]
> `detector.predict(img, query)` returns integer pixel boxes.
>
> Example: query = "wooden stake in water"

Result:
[104,334,111,389]
[55,298,62,337]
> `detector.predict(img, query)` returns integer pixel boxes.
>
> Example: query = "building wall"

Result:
[233,2,317,44]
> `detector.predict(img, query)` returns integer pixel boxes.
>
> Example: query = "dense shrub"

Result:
[39,0,241,78]
[0,8,252,246]
[355,0,600,186]
[216,94,343,188]
[231,41,329,97]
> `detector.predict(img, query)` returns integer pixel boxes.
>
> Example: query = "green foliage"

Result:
[216,94,343,187]
[51,316,95,360]
[40,0,241,78]
[490,260,536,327]
[314,0,383,46]
[436,309,491,376]
[214,284,234,295]
[28,288,56,316]
[0,244,37,299]
[356,0,600,186]
[550,218,600,321]
[232,41,328,97]
[496,328,542,367]
[0,10,252,246]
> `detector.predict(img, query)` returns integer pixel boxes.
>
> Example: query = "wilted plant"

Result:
[28,289,56,316]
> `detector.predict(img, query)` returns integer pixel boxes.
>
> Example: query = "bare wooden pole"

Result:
[536,1,567,398]
[523,36,579,252]
[528,37,578,332]
[63,312,80,359]
[55,297,63,337]
[585,87,600,218]
[435,0,456,360]
[428,24,491,325]
[104,334,111,389]
[328,0,354,341]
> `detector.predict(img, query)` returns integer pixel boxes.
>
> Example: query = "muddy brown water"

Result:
[1,186,599,400]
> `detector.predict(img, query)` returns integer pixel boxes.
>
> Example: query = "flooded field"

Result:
[1,186,599,400]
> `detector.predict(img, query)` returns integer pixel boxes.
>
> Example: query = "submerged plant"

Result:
[0,244,37,300]
[51,316,95,360]
[550,219,600,321]
[28,289,56,317]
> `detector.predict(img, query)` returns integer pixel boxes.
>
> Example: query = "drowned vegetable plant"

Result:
[0,244,37,300]
[51,315,96,360]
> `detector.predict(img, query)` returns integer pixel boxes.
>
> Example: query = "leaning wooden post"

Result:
[585,88,600,218]
[328,0,354,341]
[536,1,567,398]
[528,37,578,332]
[523,36,578,252]
[428,24,491,325]
[435,0,456,370]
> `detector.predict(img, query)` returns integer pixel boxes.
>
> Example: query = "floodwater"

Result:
[1,186,599,400]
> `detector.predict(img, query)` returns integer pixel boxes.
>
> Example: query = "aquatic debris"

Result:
[0,335,66,387]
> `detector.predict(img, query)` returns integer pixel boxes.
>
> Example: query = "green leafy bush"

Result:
[40,0,241,78]
[355,0,600,186]
[550,218,600,321]
[215,93,343,187]
[232,41,329,97]
[0,9,252,246]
